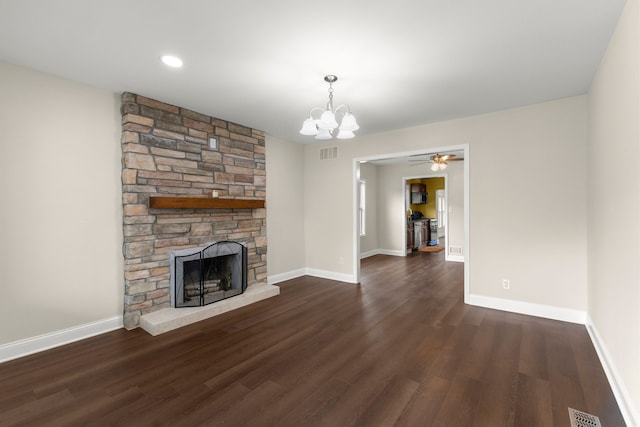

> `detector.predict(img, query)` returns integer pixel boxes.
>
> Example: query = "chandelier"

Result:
[299,75,360,140]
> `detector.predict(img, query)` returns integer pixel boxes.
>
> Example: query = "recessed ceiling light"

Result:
[160,55,183,68]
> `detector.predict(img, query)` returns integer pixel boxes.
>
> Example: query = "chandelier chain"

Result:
[327,85,334,111]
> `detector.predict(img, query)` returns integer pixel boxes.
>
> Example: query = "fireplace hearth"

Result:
[170,241,247,308]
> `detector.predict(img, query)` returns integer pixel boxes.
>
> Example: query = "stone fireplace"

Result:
[120,93,272,330]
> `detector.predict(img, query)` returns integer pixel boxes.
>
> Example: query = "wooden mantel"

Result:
[149,196,265,210]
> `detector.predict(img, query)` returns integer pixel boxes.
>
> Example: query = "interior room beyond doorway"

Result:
[406,176,445,253]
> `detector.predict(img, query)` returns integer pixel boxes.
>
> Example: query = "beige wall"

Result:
[446,161,465,252]
[302,144,354,273]
[303,96,588,311]
[371,164,407,255]
[265,136,306,277]
[588,0,640,420]
[0,62,123,345]
[359,162,378,255]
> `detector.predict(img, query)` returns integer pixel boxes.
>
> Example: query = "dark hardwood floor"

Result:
[0,252,625,426]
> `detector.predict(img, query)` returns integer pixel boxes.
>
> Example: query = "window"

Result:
[436,189,446,229]
[359,180,366,236]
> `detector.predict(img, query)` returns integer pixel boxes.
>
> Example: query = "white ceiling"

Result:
[0,0,626,144]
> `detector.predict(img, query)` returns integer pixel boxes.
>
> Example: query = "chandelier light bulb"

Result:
[340,112,360,132]
[300,117,318,135]
[318,110,338,130]
[315,128,332,140]
[337,129,355,139]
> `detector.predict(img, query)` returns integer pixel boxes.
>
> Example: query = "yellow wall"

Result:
[408,177,444,218]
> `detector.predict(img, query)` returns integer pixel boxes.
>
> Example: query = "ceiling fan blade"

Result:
[431,154,451,162]
[410,161,430,166]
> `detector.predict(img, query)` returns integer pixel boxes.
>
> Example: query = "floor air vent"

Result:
[568,408,601,427]
[320,146,338,160]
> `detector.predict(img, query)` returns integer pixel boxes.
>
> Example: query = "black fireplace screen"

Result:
[171,241,247,308]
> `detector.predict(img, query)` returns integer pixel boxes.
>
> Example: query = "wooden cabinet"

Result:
[410,183,426,193]
[407,221,414,250]
[410,183,427,204]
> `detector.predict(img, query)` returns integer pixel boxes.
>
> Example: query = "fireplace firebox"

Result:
[170,241,247,308]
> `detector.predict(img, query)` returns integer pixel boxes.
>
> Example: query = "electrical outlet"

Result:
[338,257,345,265]
[502,279,510,290]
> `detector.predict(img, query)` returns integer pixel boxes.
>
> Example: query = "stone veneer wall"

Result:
[120,92,267,329]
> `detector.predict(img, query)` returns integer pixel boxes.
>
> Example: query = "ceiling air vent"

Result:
[320,146,338,160]
[568,408,601,427]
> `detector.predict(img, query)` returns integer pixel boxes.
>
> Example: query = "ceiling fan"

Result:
[410,153,464,171]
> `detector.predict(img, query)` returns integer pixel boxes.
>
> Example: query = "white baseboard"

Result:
[268,268,306,285]
[360,249,405,259]
[359,249,379,259]
[468,294,586,324]
[304,268,358,284]
[0,316,124,364]
[446,254,464,262]
[586,315,639,427]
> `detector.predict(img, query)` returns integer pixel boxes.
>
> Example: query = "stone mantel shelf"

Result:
[149,196,265,210]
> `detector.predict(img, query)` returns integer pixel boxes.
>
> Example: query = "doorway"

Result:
[352,144,469,303]
[404,175,447,255]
